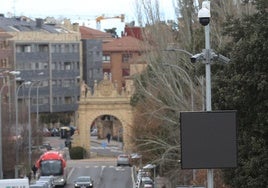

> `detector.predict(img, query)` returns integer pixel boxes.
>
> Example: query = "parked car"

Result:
[42,143,52,150]
[43,128,51,137]
[90,128,98,136]
[50,128,60,137]
[117,154,131,166]
[140,176,154,188]
[74,176,94,188]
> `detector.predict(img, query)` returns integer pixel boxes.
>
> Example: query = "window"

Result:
[63,80,71,87]
[65,44,70,53]
[43,80,49,87]
[52,80,57,86]
[102,55,111,63]
[43,62,48,69]
[43,97,49,104]
[122,69,130,76]
[51,45,55,53]
[53,97,57,105]
[60,44,65,53]
[16,44,32,53]
[88,69,93,79]
[64,96,72,104]
[24,45,31,52]
[39,44,49,52]
[52,62,56,70]
[64,62,71,70]
[72,44,79,53]
[122,53,132,63]
[0,58,8,68]
[0,42,4,49]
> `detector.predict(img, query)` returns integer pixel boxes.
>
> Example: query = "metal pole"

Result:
[0,75,15,178]
[0,81,8,179]
[36,81,41,146]
[15,82,26,178]
[28,83,34,169]
[15,82,29,178]
[204,22,214,188]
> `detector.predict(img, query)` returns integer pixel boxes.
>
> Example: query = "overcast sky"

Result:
[0,0,176,21]
[0,0,176,35]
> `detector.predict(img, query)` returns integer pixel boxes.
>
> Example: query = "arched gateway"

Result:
[72,73,135,155]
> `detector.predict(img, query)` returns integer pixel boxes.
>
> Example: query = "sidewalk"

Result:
[90,136,123,149]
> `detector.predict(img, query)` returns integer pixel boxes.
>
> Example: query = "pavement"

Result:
[43,136,123,160]
[90,136,123,148]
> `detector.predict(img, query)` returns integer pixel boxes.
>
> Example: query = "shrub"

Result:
[69,146,86,159]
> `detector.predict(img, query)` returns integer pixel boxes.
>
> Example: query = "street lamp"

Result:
[0,71,20,179]
[36,72,44,146]
[192,1,230,188]
[36,81,42,146]
[15,80,30,178]
[28,82,35,169]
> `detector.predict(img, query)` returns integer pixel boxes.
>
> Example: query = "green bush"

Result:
[69,146,86,159]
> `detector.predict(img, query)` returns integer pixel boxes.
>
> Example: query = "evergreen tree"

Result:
[213,0,268,187]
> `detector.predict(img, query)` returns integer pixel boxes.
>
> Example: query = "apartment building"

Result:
[0,15,81,115]
[79,26,113,91]
[102,35,147,92]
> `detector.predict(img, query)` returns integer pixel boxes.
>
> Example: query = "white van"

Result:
[0,178,29,188]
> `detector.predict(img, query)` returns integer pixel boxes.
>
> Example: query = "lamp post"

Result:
[0,71,23,179]
[0,71,20,179]
[36,81,42,146]
[0,81,6,179]
[15,80,30,178]
[28,82,35,169]
[193,1,229,187]
[197,1,214,187]
[36,72,44,146]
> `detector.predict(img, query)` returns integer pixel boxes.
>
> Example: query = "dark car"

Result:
[74,176,94,188]
[50,128,60,136]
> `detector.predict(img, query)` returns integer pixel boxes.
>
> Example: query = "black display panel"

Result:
[180,111,237,169]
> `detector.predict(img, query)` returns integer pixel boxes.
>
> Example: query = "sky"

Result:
[0,0,176,34]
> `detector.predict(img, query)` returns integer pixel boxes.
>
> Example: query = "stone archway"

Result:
[72,73,135,155]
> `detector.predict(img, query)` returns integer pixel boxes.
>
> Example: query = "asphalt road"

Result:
[42,136,135,188]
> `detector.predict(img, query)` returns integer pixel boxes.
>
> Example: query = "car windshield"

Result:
[77,177,90,182]
[40,160,62,176]
[119,155,128,158]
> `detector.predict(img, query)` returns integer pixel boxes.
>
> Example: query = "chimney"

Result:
[72,23,79,32]
[36,18,43,28]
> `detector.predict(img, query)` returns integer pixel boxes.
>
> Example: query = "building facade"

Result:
[0,15,81,115]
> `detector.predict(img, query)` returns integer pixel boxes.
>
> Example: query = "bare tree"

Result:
[131,0,253,186]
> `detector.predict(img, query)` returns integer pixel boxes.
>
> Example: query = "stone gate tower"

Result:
[72,73,135,155]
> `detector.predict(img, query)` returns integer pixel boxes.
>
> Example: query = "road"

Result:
[66,160,135,188]
[42,136,136,188]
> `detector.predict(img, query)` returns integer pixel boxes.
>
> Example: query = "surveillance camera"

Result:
[198,1,211,26]
[198,8,210,26]
[190,53,204,63]
[218,54,230,64]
